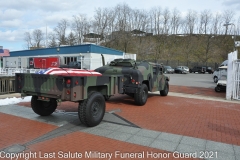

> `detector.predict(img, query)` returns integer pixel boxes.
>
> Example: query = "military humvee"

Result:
[95,58,170,105]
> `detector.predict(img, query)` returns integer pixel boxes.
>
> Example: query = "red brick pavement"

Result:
[16,86,239,146]
[107,94,240,145]
[170,85,225,98]
[20,132,199,160]
[0,113,57,149]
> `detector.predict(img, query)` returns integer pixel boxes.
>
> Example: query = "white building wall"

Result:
[3,52,123,70]
[87,53,123,70]
[124,53,137,60]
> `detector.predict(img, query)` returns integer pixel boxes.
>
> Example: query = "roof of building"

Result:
[9,44,123,57]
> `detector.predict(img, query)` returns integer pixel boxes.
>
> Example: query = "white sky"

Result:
[0,0,240,51]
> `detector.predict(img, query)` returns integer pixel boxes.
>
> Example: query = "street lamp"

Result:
[223,22,236,51]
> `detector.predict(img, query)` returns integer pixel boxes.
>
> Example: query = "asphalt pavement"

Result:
[167,73,216,89]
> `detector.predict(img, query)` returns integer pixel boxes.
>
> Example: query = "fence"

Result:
[0,76,15,95]
[0,68,42,95]
[232,60,240,100]
[0,68,41,76]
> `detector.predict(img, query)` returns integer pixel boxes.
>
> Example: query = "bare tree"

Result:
[32,29,44,48]
[114,3,132,31]
[222,10,235,35]
[72,14,89,44]
[211,13,222,35]
[184,10,198,34]
[67,32,77,46]
[149,7,162,35]
[199,10,212,34]
[24,29,44,49]
[162,8,171,34]
[93,8,113,41]
[130,9,149,32]
[54,19,69,45]
[170,8,181,34]
[24,32,33,49]
[47,32,57,48]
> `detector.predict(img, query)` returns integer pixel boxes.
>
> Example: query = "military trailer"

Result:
[95,59,170,105]
[15,68,123,127]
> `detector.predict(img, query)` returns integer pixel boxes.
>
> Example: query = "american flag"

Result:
[36,68,102,76]
[0,49,10,57]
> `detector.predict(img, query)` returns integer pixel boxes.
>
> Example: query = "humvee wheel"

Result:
[78,92,105,127]
[160,81,169,96]
[104,95,111,101]
[214,76,218,83]
[134,84,148,106]
[126,93,134,98]
[31,96,57,116]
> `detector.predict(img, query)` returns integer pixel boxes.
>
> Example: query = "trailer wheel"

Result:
[134,84,148,106]
[31,96,57,116]
[160,81,169,96]
[78,92,105,127]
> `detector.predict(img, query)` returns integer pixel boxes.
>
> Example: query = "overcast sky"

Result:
[0,0,240,51]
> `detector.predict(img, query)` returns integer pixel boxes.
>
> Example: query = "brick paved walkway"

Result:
[1,85,239,160]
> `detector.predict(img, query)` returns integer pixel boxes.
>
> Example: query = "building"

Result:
[0,46,10,68]
[3,44,126,70]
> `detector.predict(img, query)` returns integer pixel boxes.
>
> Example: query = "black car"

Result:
[189,66,206,73]
[205,66,214,74]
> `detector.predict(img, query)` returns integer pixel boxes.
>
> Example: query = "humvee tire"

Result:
[31,96,57,116]
[126,93,134,98]
[215,86,221,92]
[160,81,169,96]
[134,84,148,106]
[78,92,105,127]
[104,95,111,101]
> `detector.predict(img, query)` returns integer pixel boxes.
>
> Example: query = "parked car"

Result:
[174,66,189,74]
[213,66,227,83]
[164,66,174,74]
[205,66,214,74]
[189,66,206,73]
[215,75,227,92]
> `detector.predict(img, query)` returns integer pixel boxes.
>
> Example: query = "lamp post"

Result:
[223,22,236,51]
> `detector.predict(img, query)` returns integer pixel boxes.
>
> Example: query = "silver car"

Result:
[164,66,174,74]
[175,66,189,74]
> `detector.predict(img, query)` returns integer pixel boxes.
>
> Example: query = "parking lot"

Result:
[168,73,216,89]
[0,73,239,160]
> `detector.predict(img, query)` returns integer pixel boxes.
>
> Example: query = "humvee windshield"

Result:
[109,59,135,67]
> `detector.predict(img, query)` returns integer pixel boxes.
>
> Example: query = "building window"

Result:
[64,56,78,65]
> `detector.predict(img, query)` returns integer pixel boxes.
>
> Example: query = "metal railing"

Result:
[0,68,42,95]
[0,68,41,76]
[0,76,15,95]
